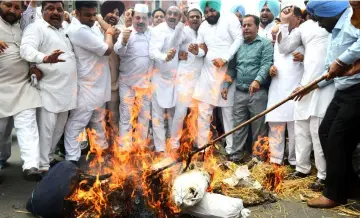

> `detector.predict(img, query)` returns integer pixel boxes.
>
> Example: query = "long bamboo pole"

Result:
[148,75,328,177]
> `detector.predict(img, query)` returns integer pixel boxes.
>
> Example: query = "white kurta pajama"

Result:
[278,21,335,180]
[192,13,242,149]
[65,18,111,161]
[265,41,304,165]
[20,19,78,171]
[170,26,203,149]
[0,17,42,170]
[114,27,153,148]
[258,20,276,41]
[149,22,183,152]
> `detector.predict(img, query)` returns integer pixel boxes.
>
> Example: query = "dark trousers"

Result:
[319,84,360,204]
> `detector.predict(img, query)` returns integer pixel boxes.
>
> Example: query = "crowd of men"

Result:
[0,0,359,209]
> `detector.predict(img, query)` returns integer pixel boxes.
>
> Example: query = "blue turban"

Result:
[231,4,246,17]
[200,0,222,13]
[306,0,350,18]
[258,0,280,18]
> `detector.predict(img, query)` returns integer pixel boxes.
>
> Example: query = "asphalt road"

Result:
[0,133,357,218]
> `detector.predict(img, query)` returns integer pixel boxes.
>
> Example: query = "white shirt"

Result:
[66,18,111,111]
[193,13,243,107]
[149,22,183,108]
[0,17,41,118]
[258,20,276,41]
[278,20,336,120]
[20,19,77,113]
[114,26,153,88]
[266,40,304,122]
[175,25,203,107]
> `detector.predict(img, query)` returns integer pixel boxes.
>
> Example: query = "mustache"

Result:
[50,15,61,20]
[168,18,176,22]
[137,23,145,27]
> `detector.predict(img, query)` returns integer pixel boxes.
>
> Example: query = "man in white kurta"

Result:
[191,0,242,151]
[64,1,116,162]
[258,0,280,41]
[170,7,203,150]
[278,14,334,183]
[149,6,183,153]
[265,6,304,166]
[20,2,77,172]
[114,4,153,148]
[0,1,42,181]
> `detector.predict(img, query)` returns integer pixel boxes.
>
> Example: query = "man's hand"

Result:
[43,49,65,63]
[113,28,121,42]
[291,84,318,101]
[178,51,188,60]
[29,66,43,81]
[212,58,226,68]
[64,11,71,23]
[269,65,277,77]
[166,48,176,62]
[342,59,360,77]
[106,26,117,36]
[199,43,208,55]
[188,43,199,55]
[292,52,304,62]
[121,28,132,45]
[221,88,228,100]
[249,80,260,95]
[0,40,8,53]
[280,6,293,24]
[326,59,348,80]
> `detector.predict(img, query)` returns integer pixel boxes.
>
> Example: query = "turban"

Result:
[231,4,246,17]
[258,0,280,18]
[306,0,350,18]
[100,0,125,18]
[200,0,222,13]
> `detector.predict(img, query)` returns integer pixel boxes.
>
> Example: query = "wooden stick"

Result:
[148,75,327,177]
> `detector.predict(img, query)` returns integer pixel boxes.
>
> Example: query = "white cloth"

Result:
[64,106,108,161]
[149,22,183,109]
[118,82,151,147]
[197,101,233,149]
[268,122,296,165]
[295,117,326,180]
[193,13,242,107]
[152,98,175,152]
[0,17,41,118]
[175,26,203,107]
[258,20,276,41]
[66,18,111,111]
[0,109,40,170]
[170,26,203,149]
[114,27,153,88]
[278,20,336,120]
[20,19,77,113]
[37,107,68,171]
[0,117,13,161]
[265,41,304,122]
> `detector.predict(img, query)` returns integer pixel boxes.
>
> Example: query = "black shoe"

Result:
[289,165,296,170]
[49,159,60,167]
[287,171,310,179]
[0,160,7,170]
[309,178,325,192]
[22,168,42,182]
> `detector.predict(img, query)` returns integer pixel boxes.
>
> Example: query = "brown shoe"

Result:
[307,195,340,208]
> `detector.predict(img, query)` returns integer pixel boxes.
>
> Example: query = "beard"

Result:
[206,13,220,25]
[0,8,20,25]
